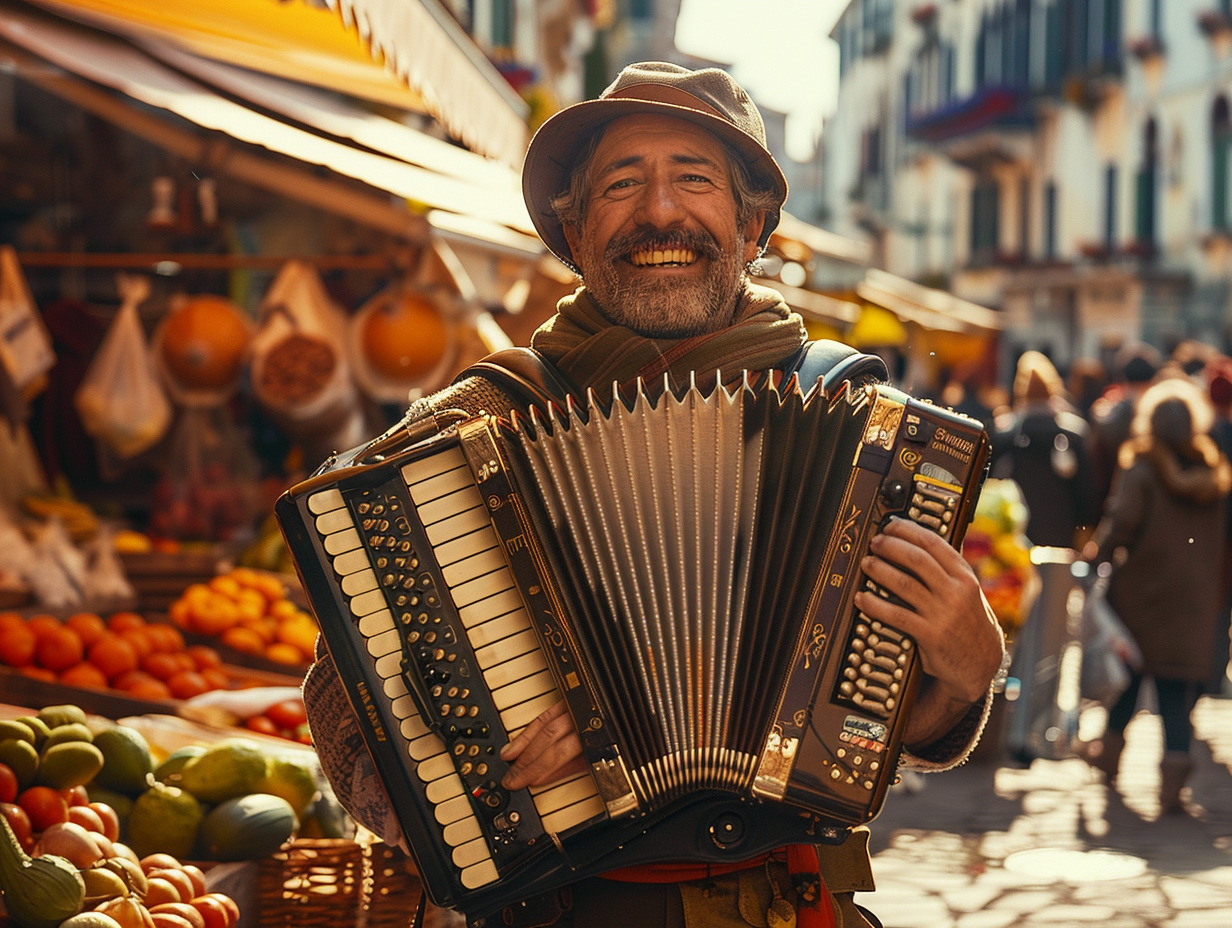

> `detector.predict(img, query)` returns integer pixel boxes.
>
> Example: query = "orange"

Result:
[26,614,64,640]
[263,642,306,666]
[360,290,449,383]
[199,667,230,690]
[144,623,185,653]
[186,645,222,670]
[107,611,147,633]
[0,612,24,631]
[233,589,266,624]
[35,626,84,672]
[157,294,252,392]
[20,666,56,682]
[65,612,107,647]
[140,652,183,682]
[87,633,139,681]
[188,595,239,636]
[168,599,192,629]
[0,622,36,667]
[239,618,275,645]
[208,575,242,600]
[268,599,301,621]
[120,627,154,662]
[166,670,210,700]
[59,661,108,690]
[220,626,264,656]
[117,671,172,701]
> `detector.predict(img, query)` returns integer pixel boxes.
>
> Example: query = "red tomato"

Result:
[62,785,90,807]
[243,715,281,737]
[264,698,308,731]
[88,801,121,842]
[0,802,32,850]
[17,785,69,831]
[0,763,18,804]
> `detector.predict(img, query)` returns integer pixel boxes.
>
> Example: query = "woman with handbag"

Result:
[1078,376,1231,813]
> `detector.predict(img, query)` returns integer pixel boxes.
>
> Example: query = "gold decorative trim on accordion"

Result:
[277,372,990,917]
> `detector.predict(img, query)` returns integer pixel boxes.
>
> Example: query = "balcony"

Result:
[905,87,1035,168]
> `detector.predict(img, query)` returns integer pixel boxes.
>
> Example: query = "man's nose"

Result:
[634,177,686,226]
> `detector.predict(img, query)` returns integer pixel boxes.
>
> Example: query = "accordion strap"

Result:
[455,346,576,412]
[788,339,889,394]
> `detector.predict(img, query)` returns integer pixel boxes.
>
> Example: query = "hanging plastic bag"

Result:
[1079,573,1144,707]
[251,260,361,444]
[0,245,55,400]
[74,274,173,458]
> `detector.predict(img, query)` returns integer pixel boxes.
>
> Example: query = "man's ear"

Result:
[562,222,583,269]
[742,212,768,264]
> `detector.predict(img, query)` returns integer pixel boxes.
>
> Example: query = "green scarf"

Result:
[529,282,809,395]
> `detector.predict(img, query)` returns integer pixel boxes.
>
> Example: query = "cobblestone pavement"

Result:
[854,696,1232,927]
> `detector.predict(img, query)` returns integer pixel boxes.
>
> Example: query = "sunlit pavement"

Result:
[855,696,1232,927]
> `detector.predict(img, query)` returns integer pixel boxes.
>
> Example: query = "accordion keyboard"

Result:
[302,443,604,889]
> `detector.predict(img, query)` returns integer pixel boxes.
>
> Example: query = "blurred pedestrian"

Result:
[1089,343,1161,506]
[1079,377,1232,813]
[990,350,1100,549]
[1207,362,1232,694]
[1067,356,1108,419]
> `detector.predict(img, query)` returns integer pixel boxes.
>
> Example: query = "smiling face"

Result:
[561,113,766,337]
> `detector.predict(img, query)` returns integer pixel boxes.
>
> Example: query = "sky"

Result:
[674,0,847,162]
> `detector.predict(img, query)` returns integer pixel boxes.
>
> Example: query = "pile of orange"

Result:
[167,567,318,667]
[0,610,230,701]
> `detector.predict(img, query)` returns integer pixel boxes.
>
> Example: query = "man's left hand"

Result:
[853,516,1004,750]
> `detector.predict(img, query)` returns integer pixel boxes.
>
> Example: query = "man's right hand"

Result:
[499,700,587,789]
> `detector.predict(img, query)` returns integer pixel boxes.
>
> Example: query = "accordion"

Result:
[276,371,990,918]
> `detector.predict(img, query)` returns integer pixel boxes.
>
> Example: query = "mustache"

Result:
[603,228,722,262]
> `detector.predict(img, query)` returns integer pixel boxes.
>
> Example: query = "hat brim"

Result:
[522,97,788,268]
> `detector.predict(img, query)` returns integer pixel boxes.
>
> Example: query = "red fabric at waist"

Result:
[598,845,835,928]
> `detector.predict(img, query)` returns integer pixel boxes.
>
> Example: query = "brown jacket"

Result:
[1094,444,1230,682]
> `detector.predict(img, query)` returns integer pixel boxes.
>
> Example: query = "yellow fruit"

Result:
[177,739,269,803]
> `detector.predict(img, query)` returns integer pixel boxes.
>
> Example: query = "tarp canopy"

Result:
[0,0,540,251]
[19,0,530,167]
[857,269,1002,335]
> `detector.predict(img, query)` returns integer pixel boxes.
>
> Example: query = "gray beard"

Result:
[582,247,749,338]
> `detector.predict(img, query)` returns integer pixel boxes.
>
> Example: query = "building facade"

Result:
[823,0,1232,374]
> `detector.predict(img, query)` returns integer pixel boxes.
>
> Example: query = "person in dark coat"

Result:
[991,351,1100,549]
[1079,376,1232,813]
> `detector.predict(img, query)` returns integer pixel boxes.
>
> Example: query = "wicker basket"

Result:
[255,838,423,928]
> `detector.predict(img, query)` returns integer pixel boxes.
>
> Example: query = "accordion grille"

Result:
[506,378,866,806]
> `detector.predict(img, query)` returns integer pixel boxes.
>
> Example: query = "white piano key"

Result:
[441,547,508,589]
[407,735,445,762]
[373,651,403,679]
[315,508,355,536]
[435,528,499,569]
[383,675,408,700]
[492,670,555,712]
[452,836,492,869]
[365,627,402,659]
[475,629,540,669]
[358,608,395,639]
[458,588,525,631]
[466,608,532,648]
[460,859,499,889]
[409,465,476,505]
[424,505,491,547]
[399,710,431,740]
[453,567,516,609]
[390,694,417,719]
[419,486,485,527]
[418,754,456,782]
[324,527,361,556]
[501,692,559,733]
[348,588,387,619]
[539,795,605,835]
[402,447,466,484]
[434,794,474,826]
[425,773,466,805]
[529,774,600,815]
[341,567,379,598]
[442,817,483,848]
[484,650,549,692]
[332,548,372,577]
[307,488,344,515]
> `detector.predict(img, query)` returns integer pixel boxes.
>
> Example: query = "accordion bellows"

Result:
[508,376,870,803]
[277,372,989,917]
